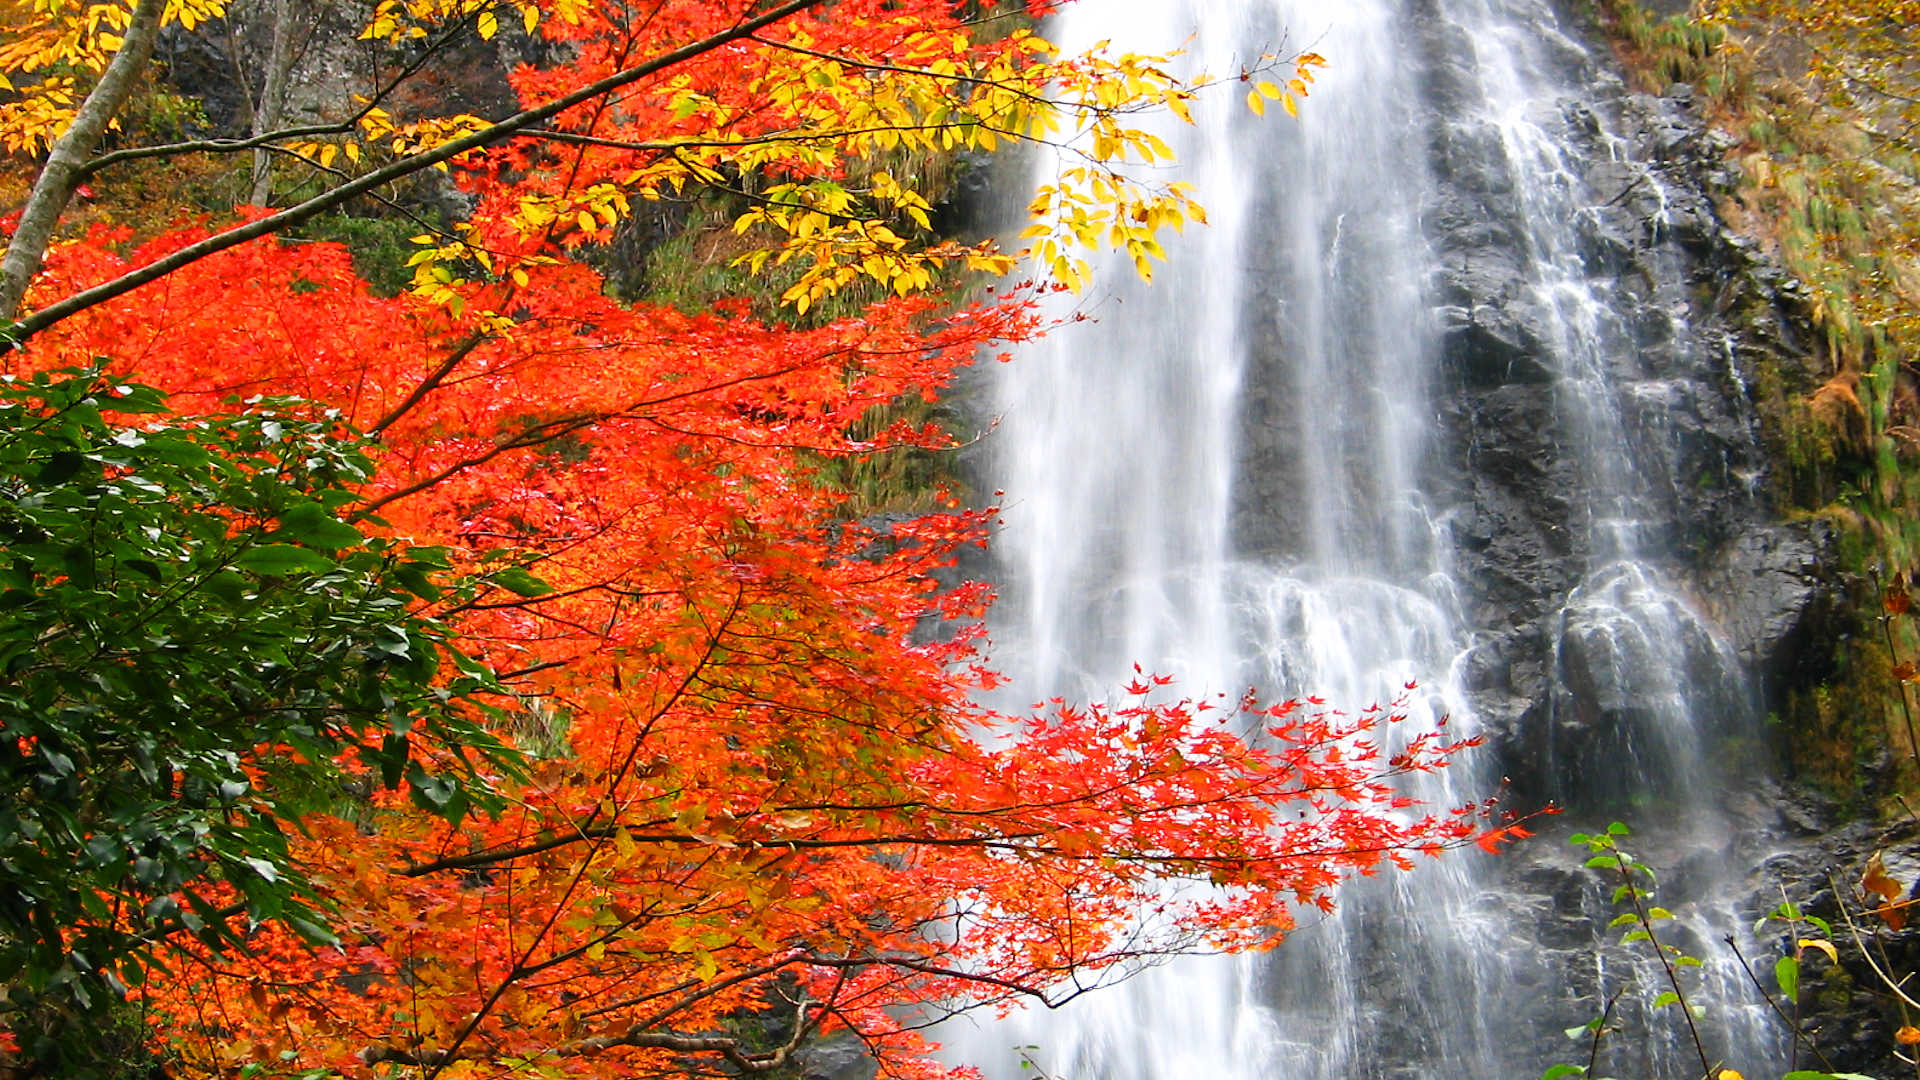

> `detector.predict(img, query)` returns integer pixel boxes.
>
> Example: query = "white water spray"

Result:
[951,1,1787,1076]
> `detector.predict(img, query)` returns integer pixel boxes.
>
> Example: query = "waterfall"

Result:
[950,0,1789,1077]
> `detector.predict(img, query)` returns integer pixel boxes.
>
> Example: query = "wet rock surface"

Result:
[1397,9,1832,767]
[1705,522,1848,699]
[1405,12,1888,1077]
[1234,3,1868,1076]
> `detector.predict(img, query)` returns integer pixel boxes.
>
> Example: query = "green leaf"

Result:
[34,451,86,485]
[233,544,336,576]
[120,558,163,582]
[1652,991,1680,1008]
[284,914,338,948]
[1541,1067,1587,1080]
[271,501,364,550]
[1606,822,1629,836]
[490,566,554,597]
[1586,856,1620,869]
[203,569,249,604]
[143,438,211,469]
[60,544,96,588]
[1776,954,1801,1004]
[394,561,443,600]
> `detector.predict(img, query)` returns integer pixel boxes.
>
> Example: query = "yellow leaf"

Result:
[1863,850,1906,932]
[475,9,496,38]
[1798,938,1839,964]
[1246,89,1265,116]
[1283,93,1299,119]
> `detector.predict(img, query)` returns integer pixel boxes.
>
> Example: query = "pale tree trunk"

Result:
[247,0,299,206]
[0,0,168,325]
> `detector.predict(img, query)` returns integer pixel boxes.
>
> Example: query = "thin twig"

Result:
[1722,934,1839,1072]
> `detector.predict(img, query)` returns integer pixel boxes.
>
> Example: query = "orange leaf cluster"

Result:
[17,221,1499,1077]
[1,1,1502,1076]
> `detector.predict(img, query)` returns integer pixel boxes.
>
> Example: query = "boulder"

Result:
[1705,522,1845,699]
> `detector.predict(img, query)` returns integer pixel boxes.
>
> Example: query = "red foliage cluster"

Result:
[1,1,1518,1075]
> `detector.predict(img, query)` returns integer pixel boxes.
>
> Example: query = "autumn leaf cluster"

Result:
[0,1,1502,1076]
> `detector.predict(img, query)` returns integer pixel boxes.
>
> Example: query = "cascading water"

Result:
[950,0,1793,1077]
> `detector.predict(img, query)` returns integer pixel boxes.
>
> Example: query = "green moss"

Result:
[287,213,434,296]
[808,395,970,517]
[1592,0,1734,89]
[1593,1,1920,806]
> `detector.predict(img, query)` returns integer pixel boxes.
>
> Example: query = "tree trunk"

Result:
[0,0,169,326]
[247,0,300,206]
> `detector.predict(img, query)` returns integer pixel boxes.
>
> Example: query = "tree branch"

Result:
[6,0,830,344]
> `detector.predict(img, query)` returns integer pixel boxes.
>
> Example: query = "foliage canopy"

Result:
[0,1,1494,1077]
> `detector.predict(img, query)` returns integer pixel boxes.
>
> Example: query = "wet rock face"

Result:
[1731,811,1920,1078]
[1237,5,1867,1071]
[159,0,539,138]
[1705,522,1846,699]
[797,1031,881,1080]
[1388,7,1890,1072]
[1394,10,1835,772]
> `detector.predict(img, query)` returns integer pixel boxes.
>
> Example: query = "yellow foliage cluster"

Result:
[360,0,553,44]
[2,0,1322,327]
[0,0,224,152]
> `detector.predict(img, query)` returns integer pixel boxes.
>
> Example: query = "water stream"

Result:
[951,0,1786,1076]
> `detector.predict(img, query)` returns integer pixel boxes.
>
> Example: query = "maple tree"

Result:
[0,1,1510,1077]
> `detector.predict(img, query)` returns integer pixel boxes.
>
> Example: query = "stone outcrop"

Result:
[1404,29,1843,784]
[1394,9,1886,1076]
[1233,2,1870,1075]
